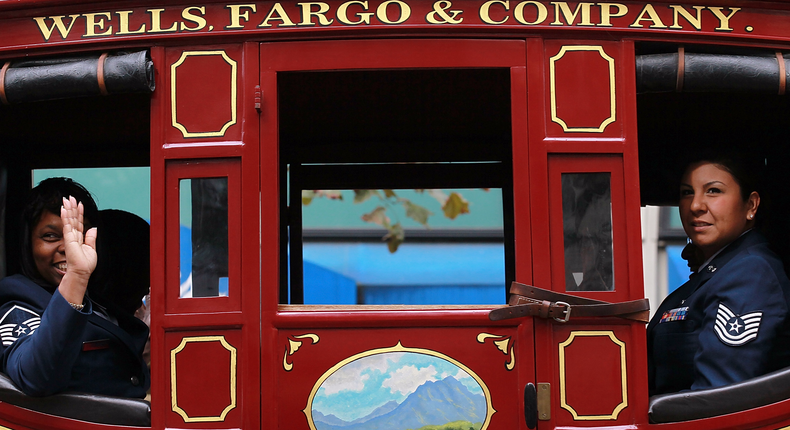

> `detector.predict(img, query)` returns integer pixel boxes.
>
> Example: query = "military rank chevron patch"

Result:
[0,305,41,347]
[714,303,762,347]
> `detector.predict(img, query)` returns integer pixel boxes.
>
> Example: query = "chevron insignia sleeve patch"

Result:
[714,302,762,347]
[0,305,41,347]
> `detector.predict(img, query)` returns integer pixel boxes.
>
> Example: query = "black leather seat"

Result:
[649,366,790,423]
[0,373,150,427]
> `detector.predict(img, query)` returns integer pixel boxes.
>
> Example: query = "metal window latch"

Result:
[553,301,571,323]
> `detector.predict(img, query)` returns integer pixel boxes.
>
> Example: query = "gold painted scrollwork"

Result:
[283,333,320,371]
[477,333,515,370]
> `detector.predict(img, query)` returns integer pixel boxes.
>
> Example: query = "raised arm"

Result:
[57,196,98,307]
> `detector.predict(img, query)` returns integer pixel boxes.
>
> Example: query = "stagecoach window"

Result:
[179,178,229,298]
[561,173,614,292]
[297,187,506,305]
[279,68,514,306]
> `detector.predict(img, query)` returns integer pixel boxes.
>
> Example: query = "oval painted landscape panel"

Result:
[306,343,493,430]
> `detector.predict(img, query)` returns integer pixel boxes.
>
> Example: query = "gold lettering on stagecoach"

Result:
[550,2,594,26]
[597,3,628,27]
[337,1,375,25]
[708,6,740,31]
[116,11,147,34]
[479,0,508,25]
[258,4,298,27]
[298,3,335,26]
[30,2,747,41]
[427,1,464,24]
[377,0,411,24]
[669,5,704,30]
[628,4,667,28]
[32,15,79,41]
[514,1,548,25]
[181,6,208,31]
[148,8,178,32]
[83,12,112,37]
[226,4,256,29]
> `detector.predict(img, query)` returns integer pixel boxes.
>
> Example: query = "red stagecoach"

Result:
[1,1,790,429]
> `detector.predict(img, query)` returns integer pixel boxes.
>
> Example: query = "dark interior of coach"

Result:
[636,42,790,272]
[0,93,150,278]
[278,68,515,304]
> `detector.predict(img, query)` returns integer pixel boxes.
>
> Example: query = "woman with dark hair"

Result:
[647,159,790,395]
[0,178,149,397]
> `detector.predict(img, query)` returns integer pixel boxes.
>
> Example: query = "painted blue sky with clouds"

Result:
[312,351,484,422]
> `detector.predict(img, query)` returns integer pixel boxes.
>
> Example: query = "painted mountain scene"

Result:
[309,348,489,430]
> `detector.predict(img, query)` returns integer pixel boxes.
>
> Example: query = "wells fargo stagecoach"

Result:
[2,0,790,429]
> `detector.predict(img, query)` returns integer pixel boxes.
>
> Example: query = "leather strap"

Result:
[0,61,9,105]
[676,45,685,92]
[488,282,650,323]
[97,52,109,96]
[777,51,786,95]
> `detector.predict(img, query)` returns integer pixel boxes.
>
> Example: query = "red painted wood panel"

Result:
[165,45,243,143]
[276,326,524,430]
[544,40,625,139]
[152,42,261,430]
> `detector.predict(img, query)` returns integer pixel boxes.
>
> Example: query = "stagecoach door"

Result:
[259,39,534,430]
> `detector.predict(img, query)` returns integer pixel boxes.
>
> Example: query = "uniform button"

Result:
[131,376,140,386]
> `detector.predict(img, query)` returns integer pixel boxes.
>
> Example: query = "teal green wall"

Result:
[33,167,151,221]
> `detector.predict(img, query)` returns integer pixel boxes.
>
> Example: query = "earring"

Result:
[749,214,754,219]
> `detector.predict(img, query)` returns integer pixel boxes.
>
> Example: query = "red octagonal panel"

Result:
[549,45,616,133]
[171,50,237,138]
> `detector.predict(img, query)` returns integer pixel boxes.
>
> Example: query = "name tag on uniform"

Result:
[82,339,111,351]
[660,306,689,323]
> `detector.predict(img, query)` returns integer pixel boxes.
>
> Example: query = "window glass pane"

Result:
[180,177,229,298]
[299,189,505,305]
[561,173,614,291]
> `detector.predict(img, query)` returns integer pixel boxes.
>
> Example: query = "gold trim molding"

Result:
[171,50,238,138]
[171,335,238,422]
[559,330,627,420]
[549,45,616,133]
[283,333,320,371]
[303,341,496,430]
[477,332,515,370]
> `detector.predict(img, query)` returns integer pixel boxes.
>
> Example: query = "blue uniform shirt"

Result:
[647,230,790,395]
[0,274,149,397]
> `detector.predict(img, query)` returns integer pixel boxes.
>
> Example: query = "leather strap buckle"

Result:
[553,301,571,323]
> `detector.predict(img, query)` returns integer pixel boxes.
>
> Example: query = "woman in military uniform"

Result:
[647,158,790,395]
[0,178,149,398]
